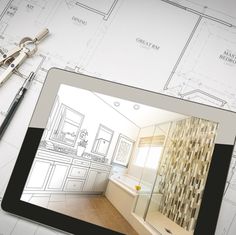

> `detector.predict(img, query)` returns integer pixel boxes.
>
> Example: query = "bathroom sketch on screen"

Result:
[20,84,219,235]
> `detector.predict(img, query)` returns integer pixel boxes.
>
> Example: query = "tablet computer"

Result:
[2,68,236,235]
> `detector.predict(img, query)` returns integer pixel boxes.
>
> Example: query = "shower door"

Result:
[133,122,170,219]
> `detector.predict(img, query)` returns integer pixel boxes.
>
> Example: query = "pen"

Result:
[0,72,35,140]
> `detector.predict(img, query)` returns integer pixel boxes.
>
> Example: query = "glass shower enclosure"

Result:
[133,117,218,235]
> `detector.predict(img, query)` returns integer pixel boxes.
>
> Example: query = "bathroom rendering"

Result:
[21,84,218,235]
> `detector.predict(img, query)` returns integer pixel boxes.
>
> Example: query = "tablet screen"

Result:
[19,83,219,235]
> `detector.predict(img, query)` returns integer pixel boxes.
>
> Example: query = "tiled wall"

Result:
[158,117,218,231]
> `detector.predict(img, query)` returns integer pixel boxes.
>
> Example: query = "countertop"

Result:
[37,147,112,166]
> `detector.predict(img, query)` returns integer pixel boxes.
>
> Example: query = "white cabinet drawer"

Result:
[90,163,112,172]
[69,166,88,179]
[64,179,84,191]
[73,159,90,167]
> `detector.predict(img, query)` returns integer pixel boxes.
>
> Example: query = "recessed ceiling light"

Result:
[133,104,140,110]
[114,101,120,107]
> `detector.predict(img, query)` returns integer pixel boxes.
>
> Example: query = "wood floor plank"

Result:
[36,194,139,235]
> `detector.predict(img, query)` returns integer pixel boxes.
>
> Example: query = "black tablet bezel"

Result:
[2,68,236,235]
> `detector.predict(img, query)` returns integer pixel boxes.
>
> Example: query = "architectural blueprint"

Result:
[0,0,236,234]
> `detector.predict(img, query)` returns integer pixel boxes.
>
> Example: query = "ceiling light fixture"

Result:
[114,101,120,107]
[133,104,140,110]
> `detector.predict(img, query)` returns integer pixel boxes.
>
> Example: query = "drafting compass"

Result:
[0,28,49,86]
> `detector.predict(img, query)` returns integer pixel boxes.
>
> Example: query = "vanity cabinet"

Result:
[25,159,53,190]
[83,163,111,193]
[24,149,112,194]
[93,171,110,192]
[83,170,97,191]
[46,162,70,191]
[83,170,109,192]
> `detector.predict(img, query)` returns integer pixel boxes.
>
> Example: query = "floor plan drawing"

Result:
[65,0,119,20]
[161,0,236,111]
[82,0,236,112]
[163,16,236,111]
[0,0,236,234]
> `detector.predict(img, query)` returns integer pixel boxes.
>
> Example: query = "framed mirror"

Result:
[50,104,84,146]
[92,124,114,157]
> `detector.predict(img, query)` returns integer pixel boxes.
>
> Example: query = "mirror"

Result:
[92,124,114,157]
[50,104,84,146]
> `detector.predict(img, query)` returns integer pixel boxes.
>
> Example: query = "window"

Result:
[133,135,165,169]
[134,146,163,169]
[92,124,114,157]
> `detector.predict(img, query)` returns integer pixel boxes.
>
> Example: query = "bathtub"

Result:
[109,174,152,195]
[105,174,160,235]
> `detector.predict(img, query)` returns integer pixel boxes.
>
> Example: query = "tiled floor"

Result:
[21,193,139,235]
